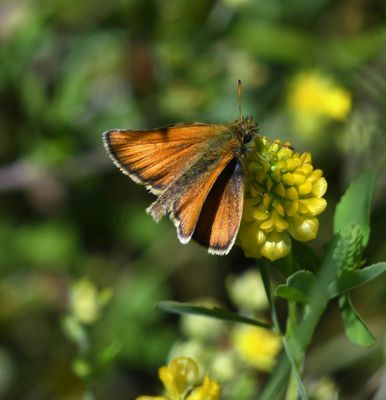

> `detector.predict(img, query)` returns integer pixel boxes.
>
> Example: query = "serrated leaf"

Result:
[329,262,386,297]
[334,171,376,248]
[157,301,272,329]
[275,271,316,302]
[288,270,315,290]
[275,285,308,302]
[339,294,375,347]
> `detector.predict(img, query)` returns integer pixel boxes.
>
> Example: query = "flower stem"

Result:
[285,302,300,400]
[260,261,280,332]
[260,261,307,400]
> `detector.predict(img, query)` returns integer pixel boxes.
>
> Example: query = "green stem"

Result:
[260,261,280,332]
[285,302,300,400]
[287,302,298,336]
[286,370,299,400]
[260,261,307,400]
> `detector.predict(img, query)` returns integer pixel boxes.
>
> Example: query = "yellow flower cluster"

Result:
[136,357,220,400]
[233,326,281,372]
[288,71,351,121]
[238,138,327,261]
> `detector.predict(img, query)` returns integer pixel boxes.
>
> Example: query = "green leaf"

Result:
[334,171,376,248]
[275,286,308,302]
[258,350,291,400]
[288,270,315,291]
[275,271,316,303]
[260,262,280,330]
[329,262,386,297]
[157,301,272,329]
[339,294,375,347]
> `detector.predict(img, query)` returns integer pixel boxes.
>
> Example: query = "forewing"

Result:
[193,159,244,255]
[103,124,226,194]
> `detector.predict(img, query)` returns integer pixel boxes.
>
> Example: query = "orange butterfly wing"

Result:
[170,151,235,243]
[103,124,227,194]
[193,159,244,255]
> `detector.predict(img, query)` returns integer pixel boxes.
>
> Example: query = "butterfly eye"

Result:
[243,133,253,144]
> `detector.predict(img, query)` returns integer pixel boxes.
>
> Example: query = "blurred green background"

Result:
[1,0,386,399]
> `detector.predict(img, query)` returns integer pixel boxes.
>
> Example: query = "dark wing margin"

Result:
[193,158,244,255]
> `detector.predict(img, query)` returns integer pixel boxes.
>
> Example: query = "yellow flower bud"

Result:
[274,182,286,197]
[272,200,285,216]
[312,177,328,197]
[298,198,327,216]
[288,216,319,241]
[252,207,269,222]
[297,180,312,195]
[286,187,298,201]
[260,231,292,261]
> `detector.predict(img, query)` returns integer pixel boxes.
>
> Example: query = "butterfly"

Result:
[103,81,259,255]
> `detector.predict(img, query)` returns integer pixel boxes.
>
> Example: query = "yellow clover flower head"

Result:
[288,70,352,121]
[238,137,327,261]
[136,356,221,400]
[233,326,281,372]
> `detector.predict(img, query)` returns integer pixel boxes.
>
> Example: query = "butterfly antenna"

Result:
[237,79,243,120]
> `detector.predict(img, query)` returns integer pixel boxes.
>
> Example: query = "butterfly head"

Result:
[232,116,259,155]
